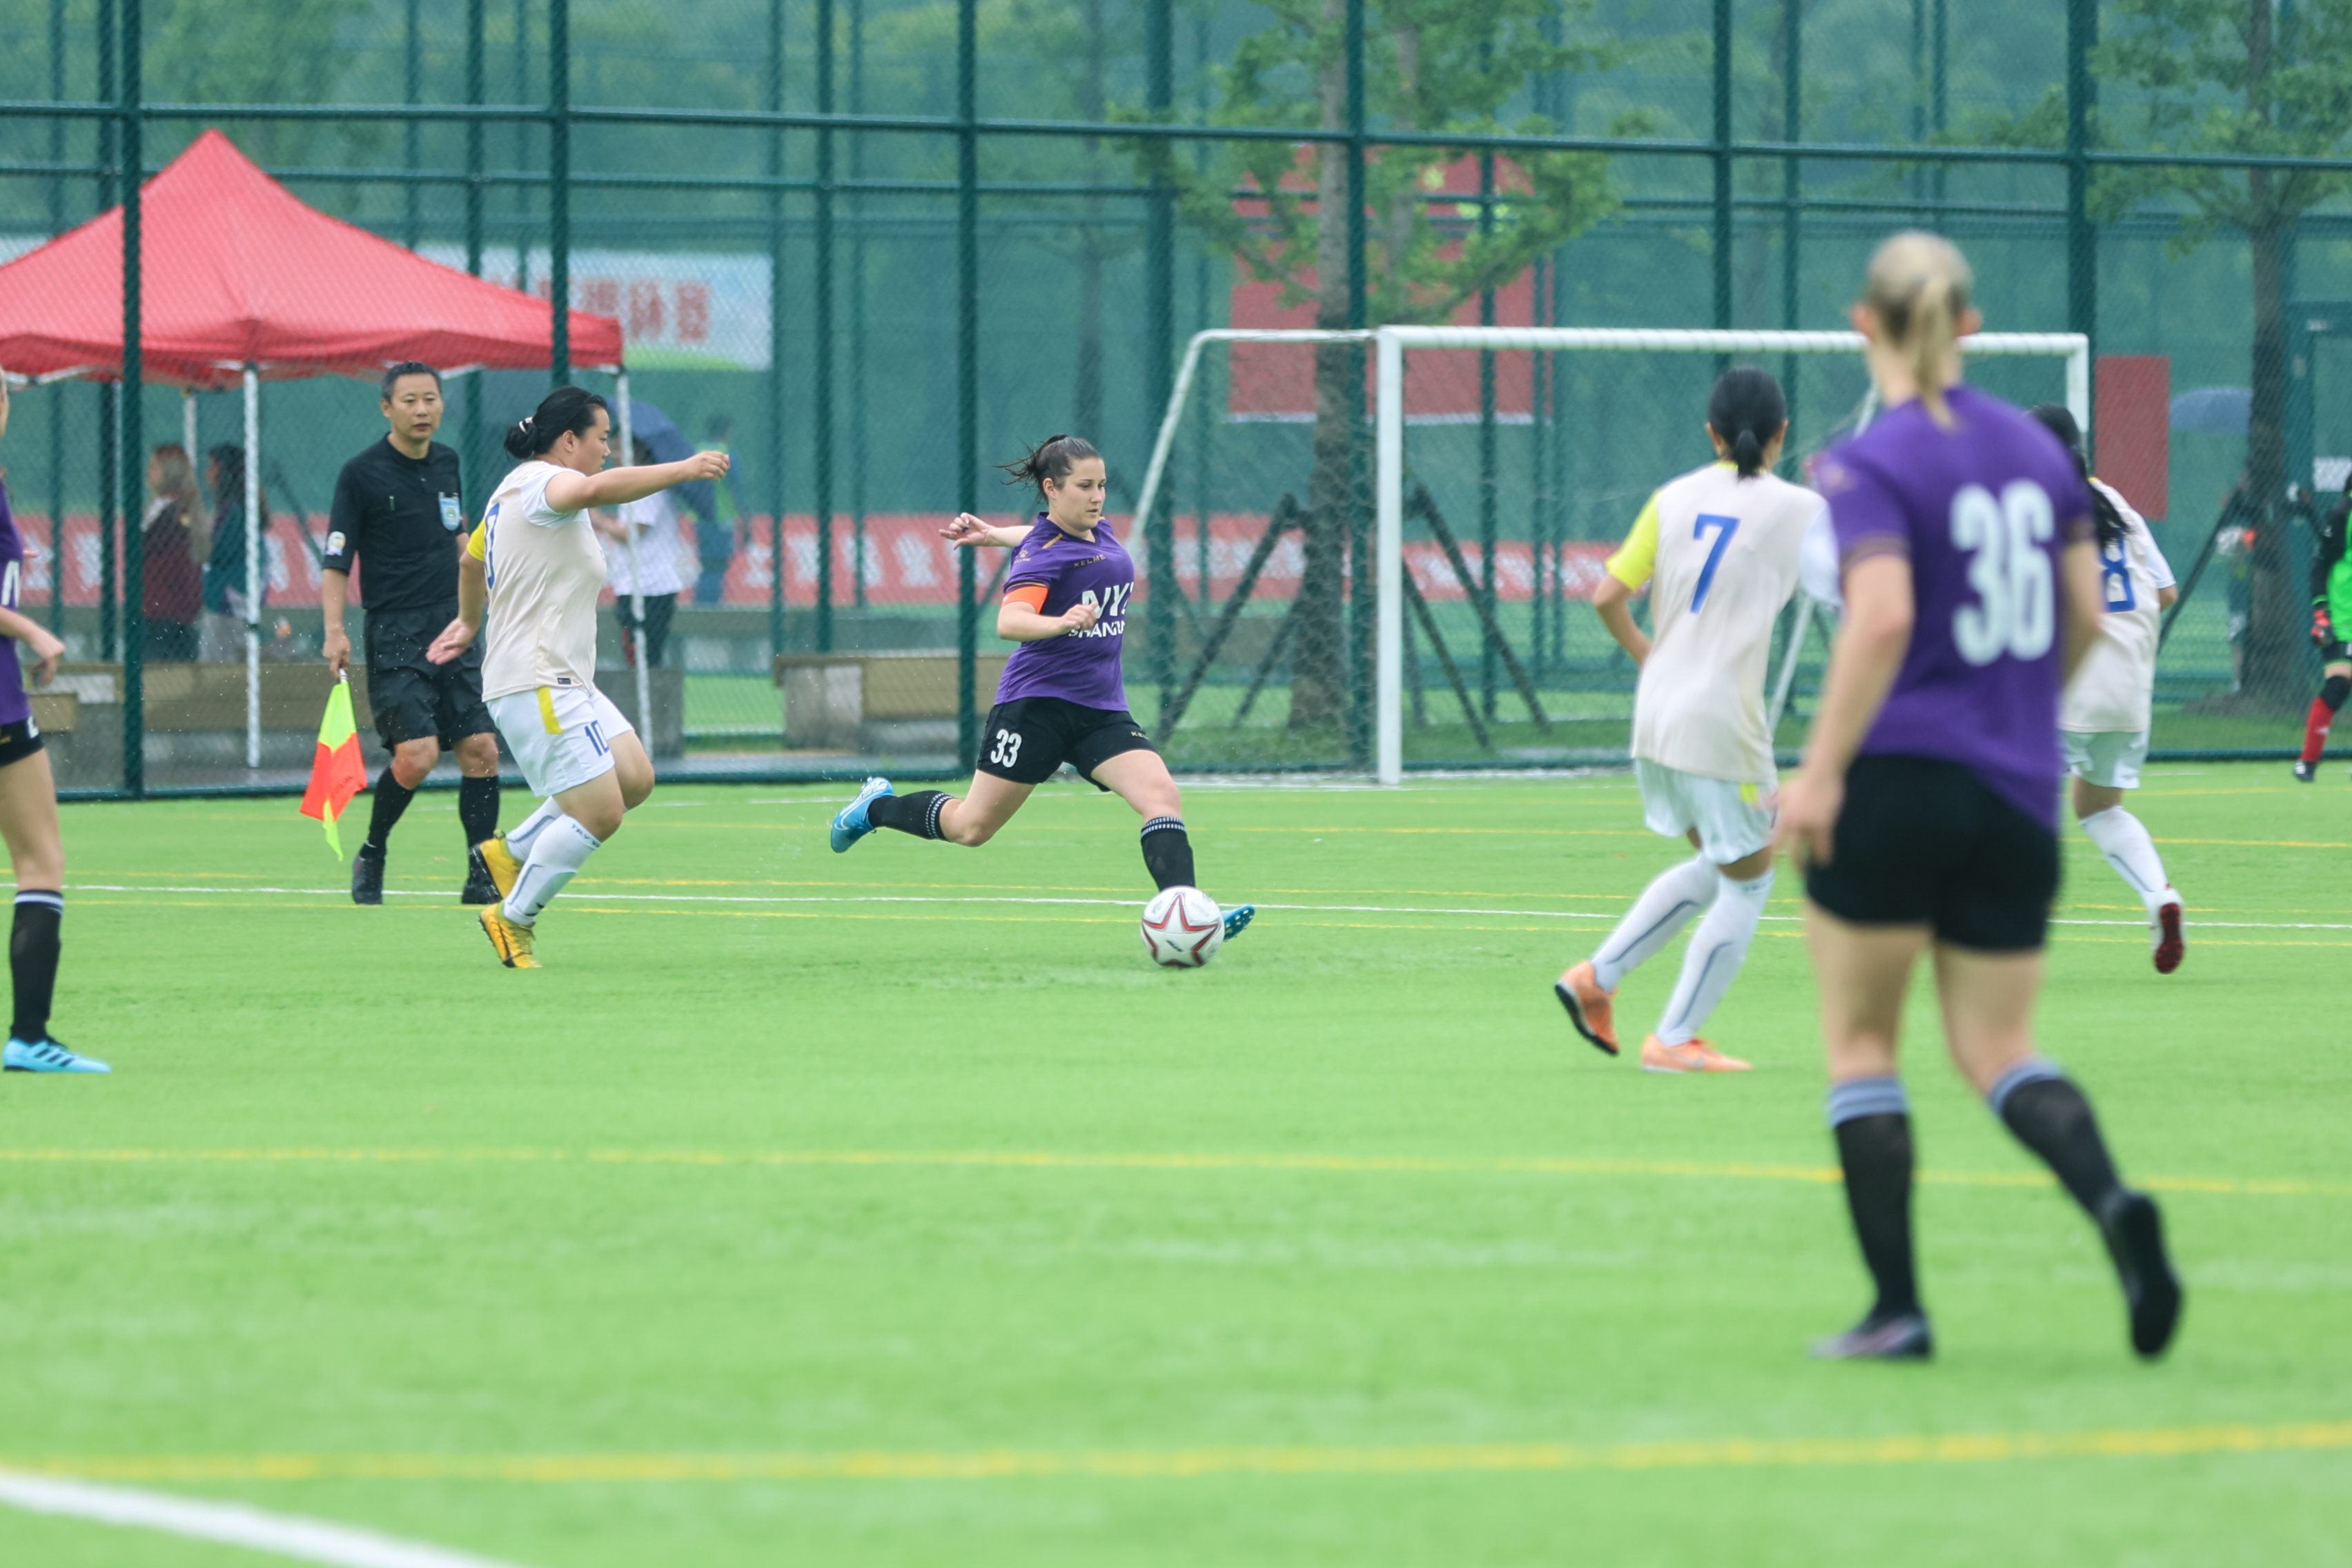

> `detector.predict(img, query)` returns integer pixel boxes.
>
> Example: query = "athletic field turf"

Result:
[3,763,2346,1565]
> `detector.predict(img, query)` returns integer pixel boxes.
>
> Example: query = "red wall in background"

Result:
[2095,355,2170,519]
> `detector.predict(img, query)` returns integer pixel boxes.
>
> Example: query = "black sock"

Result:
[1827,1077,1919,1322]
[10,890,62,1043]
[365,767,415,852]
[1992,1066,2124,1218]
[867,790,950,840]
[458,774,501,845]
[1139,816,1195,890]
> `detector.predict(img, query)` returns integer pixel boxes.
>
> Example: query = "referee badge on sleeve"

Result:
[439,494,464,531]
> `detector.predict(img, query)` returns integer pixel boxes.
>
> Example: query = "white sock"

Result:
[503,814,602,926]
[2079,807,2171,917]
[1591,856,1719,992]
[503,798,565,859]
[1655,868,1773,1046]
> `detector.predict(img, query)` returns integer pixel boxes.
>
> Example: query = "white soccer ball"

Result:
[1140,885,1224,968]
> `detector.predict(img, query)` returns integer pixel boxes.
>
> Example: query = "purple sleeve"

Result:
[1003,540,1061,591]
[1816,451,1912,569]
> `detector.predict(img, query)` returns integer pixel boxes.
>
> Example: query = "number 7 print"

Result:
[1691,513,1740,611]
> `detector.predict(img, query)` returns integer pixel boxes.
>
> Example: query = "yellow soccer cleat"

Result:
[1640,1035,1752,1074]
[478,905,540,969]
[473,835,523,901]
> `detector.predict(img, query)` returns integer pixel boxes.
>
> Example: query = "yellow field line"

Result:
[11,1421,2351,1483]
[1,1146,2340,1196]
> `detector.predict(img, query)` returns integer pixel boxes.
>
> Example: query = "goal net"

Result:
[1125,326,2086,782]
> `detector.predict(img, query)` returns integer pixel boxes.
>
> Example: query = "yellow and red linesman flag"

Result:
[300,676,368,859]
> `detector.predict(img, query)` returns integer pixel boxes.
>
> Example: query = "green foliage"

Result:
[1122,0,1632,325]
[146,0,375,164]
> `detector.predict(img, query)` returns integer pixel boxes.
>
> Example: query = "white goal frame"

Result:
[1371,325,2089,783]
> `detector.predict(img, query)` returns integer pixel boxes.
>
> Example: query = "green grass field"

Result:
[3,764,2347,1565]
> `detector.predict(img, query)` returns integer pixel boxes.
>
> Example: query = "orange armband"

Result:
[1002,585,1049,613]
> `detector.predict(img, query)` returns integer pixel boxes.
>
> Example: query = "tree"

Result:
[1994,0,2352,705]
[1126,0,1629,736]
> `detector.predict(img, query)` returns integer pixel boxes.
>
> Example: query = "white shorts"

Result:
[1634,759,1776,864]
[2063,728,2148,790]
[488,684,634,798]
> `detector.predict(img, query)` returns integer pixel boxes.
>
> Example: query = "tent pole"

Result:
[181,390,195,471]
[616,372,651,761]
[244,364,260,772]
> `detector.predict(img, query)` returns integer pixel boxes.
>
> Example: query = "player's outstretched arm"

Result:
[941,513,1027,549]
[545,449,729,513]
[428,549,487,666]
[1775,552,1913,867]
[997,596,1098,643]
[0,605,63,687]
[1591,572,1652,665]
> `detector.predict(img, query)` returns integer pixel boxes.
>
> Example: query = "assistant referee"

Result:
[322,362,502,905]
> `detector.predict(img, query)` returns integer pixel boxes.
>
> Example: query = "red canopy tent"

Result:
[0,129,630,769]
[0,128,622,385]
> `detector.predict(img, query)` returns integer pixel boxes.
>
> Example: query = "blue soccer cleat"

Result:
[1222,903,1255,941]
[5,1037,110,1074]
[831,776,894,853]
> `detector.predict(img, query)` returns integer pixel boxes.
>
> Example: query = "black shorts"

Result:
[2322,640,2352,665]
[0,717,46,770]
[1804,754,2059,952]
[364,606,495,751]
[976,696,1157,786]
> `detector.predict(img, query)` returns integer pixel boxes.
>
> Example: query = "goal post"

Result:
[1371,325,2090,785]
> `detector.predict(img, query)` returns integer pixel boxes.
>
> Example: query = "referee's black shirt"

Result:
[322,438,468,614]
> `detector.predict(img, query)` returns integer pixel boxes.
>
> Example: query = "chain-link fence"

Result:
[3,0,2349,794]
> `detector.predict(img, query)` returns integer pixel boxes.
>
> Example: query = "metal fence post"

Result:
[97,0,115,667]
[1712,0,1734,337]
[548,0,570,385]
[465,0,484,491]
[1478,150,1496,722]
[119,0,144,797]
[1146,0,1175,721]
[1781,0,1802,448]
[2065,0,2097,371]
[46,0,66,637]
[767,0,785,665]
[1343,0,1370,765]
[404,0,422,247]
[849,0,868,611]
[956,0,979,772]
[815,0,836,654]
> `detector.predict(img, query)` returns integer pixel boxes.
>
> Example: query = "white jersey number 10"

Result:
[1950,481,2055,666]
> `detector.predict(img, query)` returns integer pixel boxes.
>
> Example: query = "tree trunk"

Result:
[1288,0,1354,736]
[2244,197,2302,709]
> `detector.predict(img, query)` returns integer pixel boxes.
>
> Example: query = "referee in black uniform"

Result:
[322,363,502,905]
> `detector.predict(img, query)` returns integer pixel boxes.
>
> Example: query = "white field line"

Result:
[0,1471,536,1568]
[48,883,2338,931]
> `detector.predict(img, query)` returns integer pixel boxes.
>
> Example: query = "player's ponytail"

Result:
[996,433,1101,497]
[2028,402,2128,551]
[1706,366,1787,479]
[1863,231,1973,429]
[504,384,608,459]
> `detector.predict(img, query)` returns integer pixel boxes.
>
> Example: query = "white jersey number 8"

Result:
[1950,480,2055,666]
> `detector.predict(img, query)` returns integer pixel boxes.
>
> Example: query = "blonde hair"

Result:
[1861,231,1973,428]
[150,443,200,517]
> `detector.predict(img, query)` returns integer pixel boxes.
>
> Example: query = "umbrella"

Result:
[619,396,717,522]
[2170,386,2250,435]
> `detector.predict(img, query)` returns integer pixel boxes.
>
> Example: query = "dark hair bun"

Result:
[502,416,538,459]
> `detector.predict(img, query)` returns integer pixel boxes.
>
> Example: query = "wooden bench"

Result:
[774,651,1007,751]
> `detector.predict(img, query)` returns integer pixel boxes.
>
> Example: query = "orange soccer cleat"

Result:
[1554,961,1618,1056]
[1640,1035,1752,1073]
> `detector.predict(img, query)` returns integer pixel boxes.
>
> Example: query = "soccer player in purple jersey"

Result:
[829,435,1252,941]
[0,371,104,1072]
[1775,235,2180,1361]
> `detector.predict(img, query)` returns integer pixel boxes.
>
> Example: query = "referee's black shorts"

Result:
[1804,754,2059,953]
[364,605,496,752]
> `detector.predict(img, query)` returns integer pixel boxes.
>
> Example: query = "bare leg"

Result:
[937,772,1035,847]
